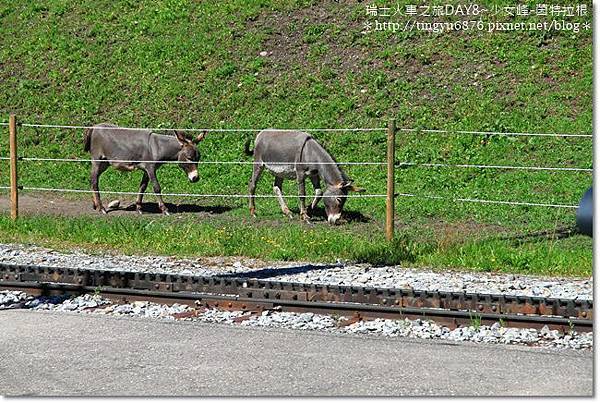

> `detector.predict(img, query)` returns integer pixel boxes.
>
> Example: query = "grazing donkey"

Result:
[83,123,205,215]
[245,130,364,225]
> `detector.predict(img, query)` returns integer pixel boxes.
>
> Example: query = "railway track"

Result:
[0,263,593,332]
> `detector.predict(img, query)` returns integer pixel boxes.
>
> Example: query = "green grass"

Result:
[0,0,593,276]
[0,213,591,277]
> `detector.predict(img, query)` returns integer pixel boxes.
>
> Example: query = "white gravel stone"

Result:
[0,290,29,308]
[113,304,134,314]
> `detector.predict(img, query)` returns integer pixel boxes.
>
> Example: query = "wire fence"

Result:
[7,122,388,133]
[0,186,386,199]
[0,120,593,215]
[0,186,580,208]
[396,162,592,172]
[393,192,579,209]
[0,156,592,172]
[0,156,386,166]
[0,121,594,137]
[397,127,593,138]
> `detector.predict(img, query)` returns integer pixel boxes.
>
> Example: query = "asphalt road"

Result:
[0,310,593,396]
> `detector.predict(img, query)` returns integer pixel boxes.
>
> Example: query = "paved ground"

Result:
[0,310,593,397]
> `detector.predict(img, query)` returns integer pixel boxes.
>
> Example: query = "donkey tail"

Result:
[83,127,92,152]
[244,137,254,157]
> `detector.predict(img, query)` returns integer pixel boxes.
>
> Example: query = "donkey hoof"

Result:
[107,200,121,210]
[162,209,170,216]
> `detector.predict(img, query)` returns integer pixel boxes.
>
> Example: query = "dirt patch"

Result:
[242,1,586,118]
[0,193,374,231]
[244,2,476,83]
[0,194,232,218]
[0,194,509,242]
[247,0,373,76]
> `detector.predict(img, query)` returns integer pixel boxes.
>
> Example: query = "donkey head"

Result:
[322,180,365,225]
[175,131,206,183]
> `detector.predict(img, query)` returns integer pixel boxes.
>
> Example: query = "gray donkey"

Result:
[84,124,205,215]
[245,130,364,225]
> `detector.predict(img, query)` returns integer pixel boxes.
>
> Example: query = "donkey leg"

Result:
[296,173,310,221]
[248,163,263,217]
[135,171,150,214]
[90,161,109,214]
[273,177,292,218]
[309,175,322,211]
[147,169,169,215]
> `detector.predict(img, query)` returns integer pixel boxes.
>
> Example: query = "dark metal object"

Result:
[0,263,592,332]
[576,187,593,237]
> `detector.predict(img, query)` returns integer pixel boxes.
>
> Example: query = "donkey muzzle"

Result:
[327,213,342,225]
[188,170,199,183]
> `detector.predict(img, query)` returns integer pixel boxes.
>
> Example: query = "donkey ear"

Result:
[341,181,365,192]
[174,131,188,146]
[193,130,207,144]
[349,184,366,193]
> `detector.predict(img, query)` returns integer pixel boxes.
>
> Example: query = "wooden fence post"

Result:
[385,119,396,241]
[9,114,18,220]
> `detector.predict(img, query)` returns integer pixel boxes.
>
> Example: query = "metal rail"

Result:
[0,263,592,332]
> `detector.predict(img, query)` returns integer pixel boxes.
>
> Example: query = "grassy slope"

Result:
[0,0,593,275]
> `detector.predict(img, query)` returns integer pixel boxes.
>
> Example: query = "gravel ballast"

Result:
[0,290,593,350]
[0,242,593,350]
[0,243,592,300]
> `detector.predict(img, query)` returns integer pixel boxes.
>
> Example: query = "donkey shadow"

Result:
[495,226,578,246]
[307,206,371,223]
[120,202,232,215]
[215,263,341,279]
